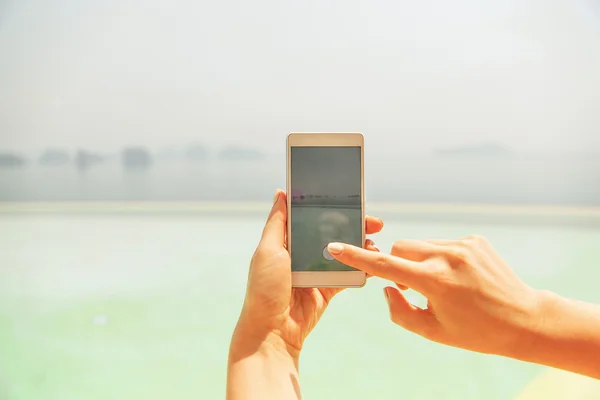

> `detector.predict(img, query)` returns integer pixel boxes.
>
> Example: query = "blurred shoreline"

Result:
[1,202,600,227]
[1,201,600,213]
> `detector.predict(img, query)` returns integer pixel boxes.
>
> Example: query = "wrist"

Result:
[507,289,554,361]
[227,317,303,400]
[229,315,301,367]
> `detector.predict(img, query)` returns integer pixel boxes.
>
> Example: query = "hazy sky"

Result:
[1,0,599,154]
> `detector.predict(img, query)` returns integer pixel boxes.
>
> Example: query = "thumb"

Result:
[259,190,287,249]
[383,287,440,340]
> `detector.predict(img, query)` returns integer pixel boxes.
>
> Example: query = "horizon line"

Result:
[1,201,600,216]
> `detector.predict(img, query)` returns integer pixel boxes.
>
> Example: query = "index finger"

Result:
[327,242,429,291]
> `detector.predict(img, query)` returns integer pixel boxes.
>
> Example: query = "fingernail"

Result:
[373,245,380,252]
[383,288,390,305]
[273,191,280,204]
[327,242,344,254]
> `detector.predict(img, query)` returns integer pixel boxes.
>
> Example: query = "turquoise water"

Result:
[1,210,599,399]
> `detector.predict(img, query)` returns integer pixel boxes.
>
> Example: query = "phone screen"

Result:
[290,146,362,271]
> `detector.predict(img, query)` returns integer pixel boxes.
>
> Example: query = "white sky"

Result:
[0,0,599,154]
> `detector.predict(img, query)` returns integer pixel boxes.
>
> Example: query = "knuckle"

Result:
[390,241,402,255]
[373,254,391,270]
[464,234,488,247]
[390,240,410,255]
[448,246,471,264]
[426,256,449,272]
[438,241,474,267]
[435,270,457,287]
[391,240,403,250]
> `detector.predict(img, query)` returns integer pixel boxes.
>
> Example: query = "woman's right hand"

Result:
[326,236,546,358]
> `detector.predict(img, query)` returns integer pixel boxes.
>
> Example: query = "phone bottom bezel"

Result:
[291,271,366,288]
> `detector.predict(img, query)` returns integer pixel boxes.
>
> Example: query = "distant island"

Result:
[39,149,70,166]
[1,141,599,206]
[0,152,26,167]
[76,150,103,171]
[0,144,267,171]
[218,146,265,161]
[122,147,152,169]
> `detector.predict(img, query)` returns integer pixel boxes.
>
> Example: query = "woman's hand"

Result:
[233,189,383,355]
[328,236,600,379]
[326,235,544,358]
[227,190,383,399]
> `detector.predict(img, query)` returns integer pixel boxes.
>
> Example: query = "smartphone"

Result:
[286,133,366,288]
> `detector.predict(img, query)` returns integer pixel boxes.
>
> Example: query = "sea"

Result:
[1,205,600,399]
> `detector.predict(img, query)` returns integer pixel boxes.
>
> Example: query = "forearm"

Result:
[227,326,301,400]
[518,290,600,379]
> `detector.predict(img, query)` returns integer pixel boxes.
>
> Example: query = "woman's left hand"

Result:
[230,189,383,359]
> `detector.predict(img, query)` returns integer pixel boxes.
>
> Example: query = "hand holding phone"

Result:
[227,190,383,399]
